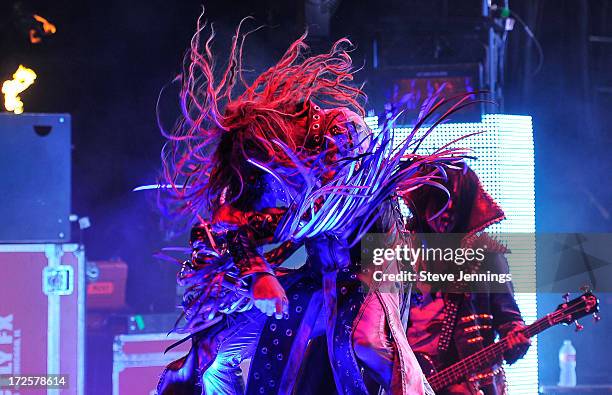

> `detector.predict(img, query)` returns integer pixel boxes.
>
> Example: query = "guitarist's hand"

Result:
[504,325,531,364]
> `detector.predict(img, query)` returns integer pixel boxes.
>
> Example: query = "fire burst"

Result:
[2,65,37,114]
[30,14,57,44]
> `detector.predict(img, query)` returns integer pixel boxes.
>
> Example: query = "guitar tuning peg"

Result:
[593,313,601,323]
[563,293,570,303]
[574,320,584,332]
[580,285,591,293]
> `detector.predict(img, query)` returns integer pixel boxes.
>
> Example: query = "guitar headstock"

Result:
[551,290,600,329]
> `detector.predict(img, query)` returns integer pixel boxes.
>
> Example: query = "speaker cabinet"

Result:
[0,113,71,242]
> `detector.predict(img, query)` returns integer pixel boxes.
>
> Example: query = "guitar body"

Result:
[415,352,439,378]
[416,352,478,394]
[416,351,495,394]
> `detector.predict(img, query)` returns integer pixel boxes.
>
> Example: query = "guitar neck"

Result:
[427,316,551,391]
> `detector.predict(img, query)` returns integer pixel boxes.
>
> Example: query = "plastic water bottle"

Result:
[558,340,576,387]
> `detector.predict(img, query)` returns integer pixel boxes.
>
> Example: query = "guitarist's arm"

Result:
[488,252,531,364]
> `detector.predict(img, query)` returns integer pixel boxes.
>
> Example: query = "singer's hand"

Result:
[251,273,288,319]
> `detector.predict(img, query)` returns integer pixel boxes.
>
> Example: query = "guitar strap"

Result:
[437,293,463,352]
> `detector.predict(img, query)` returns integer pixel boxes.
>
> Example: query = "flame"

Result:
[33,15,57,34]
[30,14,57,44]
[2,65,37,114]
[29,31,42,44]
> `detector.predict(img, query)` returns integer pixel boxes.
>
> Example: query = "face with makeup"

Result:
[423,171,464,234]
[426,195,457,233]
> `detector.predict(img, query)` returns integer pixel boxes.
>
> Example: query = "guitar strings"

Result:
[428,302,590,388]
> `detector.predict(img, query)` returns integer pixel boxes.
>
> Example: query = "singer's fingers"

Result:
[274,298,284,319]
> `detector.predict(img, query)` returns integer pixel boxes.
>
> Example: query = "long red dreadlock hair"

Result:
[160,13,365,225]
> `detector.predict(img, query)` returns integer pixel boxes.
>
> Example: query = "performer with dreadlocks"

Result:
[157,14,472,395]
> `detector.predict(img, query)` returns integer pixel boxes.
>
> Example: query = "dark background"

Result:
[2,0,611,392]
